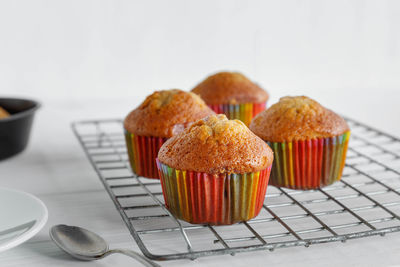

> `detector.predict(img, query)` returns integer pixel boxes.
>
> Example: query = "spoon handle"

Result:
[106,249,161,267]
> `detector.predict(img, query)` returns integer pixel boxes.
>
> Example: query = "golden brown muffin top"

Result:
[124,89,215,138]
[250,96,350,142]
[0,106,10,119]
[158,114,273,174]
[191,72,269,105]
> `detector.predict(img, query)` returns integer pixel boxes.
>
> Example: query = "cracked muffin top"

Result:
[191,72,269,105]
[158,114,273,174]
[250,96,350,142]
[124,89,215,138]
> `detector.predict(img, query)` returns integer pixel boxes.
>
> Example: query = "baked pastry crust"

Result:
[250,96,350,142]
[192,72,269,105]
[0,106,10,119]
[158,114,273,174]
[124,89,214,138]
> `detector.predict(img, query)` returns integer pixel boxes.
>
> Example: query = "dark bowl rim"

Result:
[0,97,41,123]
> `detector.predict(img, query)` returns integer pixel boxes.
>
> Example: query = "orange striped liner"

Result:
[208,102,266,126]
[267,131,350,190]
[156,159,272,225]
[124,130,167,179]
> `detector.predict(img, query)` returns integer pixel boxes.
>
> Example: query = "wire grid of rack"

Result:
[72,118,400,261]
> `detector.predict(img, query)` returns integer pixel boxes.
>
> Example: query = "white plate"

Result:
[0,187,48,253]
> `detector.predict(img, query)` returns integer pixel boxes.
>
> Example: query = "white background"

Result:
[1,0,399,133]
[1,1,400,266]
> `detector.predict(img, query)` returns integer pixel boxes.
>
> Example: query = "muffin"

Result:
[124,89,214,179]
[250,96,350,190]
[157,114,274,225]
[191,72,269,125]
[0,106,10,119]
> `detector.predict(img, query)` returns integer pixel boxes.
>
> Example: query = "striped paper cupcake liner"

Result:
[208,102,266,126]
[267,131,350,190]
[124,130,167,179]
[156,160,272,225]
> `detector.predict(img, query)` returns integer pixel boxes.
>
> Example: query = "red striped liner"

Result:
[157,159,272,225]
[124,130,167,179]
[208,102,266,126]
[267,131,350,189]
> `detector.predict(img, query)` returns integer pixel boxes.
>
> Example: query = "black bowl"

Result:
[0,97,40,160]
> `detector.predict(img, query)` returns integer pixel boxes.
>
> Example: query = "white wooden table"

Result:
[1,96,400,267]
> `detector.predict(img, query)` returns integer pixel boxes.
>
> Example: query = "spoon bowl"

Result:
[50,224,159,266]
[50,225,108,260]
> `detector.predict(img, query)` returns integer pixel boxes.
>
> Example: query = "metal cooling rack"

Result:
[72,118,400,261]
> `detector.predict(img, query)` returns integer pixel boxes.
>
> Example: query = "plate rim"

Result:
[0,187,48,253]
